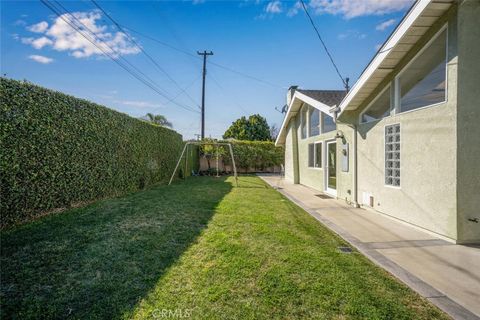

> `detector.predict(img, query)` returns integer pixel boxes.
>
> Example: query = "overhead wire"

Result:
[90,0,200,108]
[119,25,288,90]
[41,0,199,113]
[299,0,347,89]
[208,70,249,114]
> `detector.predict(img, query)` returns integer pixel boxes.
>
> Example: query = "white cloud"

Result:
[28,21,49,33]
[308,0,413,19]
[338,30,367,40]
[21,10,140,59]
[265,1,283,14]
[192,0,205,4]
[28,55,54,64]
[287,1,302,17]
[21,37,34,44]
[31,37,53,49]
[113,99,162,109]
[14,19,27,26]
[376,18,397,31]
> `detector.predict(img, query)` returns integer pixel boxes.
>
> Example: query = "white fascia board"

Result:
[337,0,431,117]
[294,91,332,114]
[275,90,333,146]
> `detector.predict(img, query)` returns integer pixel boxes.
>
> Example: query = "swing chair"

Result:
[168,142,238,187]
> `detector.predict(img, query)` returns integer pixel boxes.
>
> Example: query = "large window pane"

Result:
[301,105,307,139]
[323,114,336,133]
[399,28,447,112]
[361,86,391,123]
[314,143,322,168]
[308,143,314,167]
[309,106,320,137]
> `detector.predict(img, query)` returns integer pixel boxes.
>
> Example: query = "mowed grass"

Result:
[1,176,448,319]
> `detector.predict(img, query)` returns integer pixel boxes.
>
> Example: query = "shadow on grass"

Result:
[1,177,232,319]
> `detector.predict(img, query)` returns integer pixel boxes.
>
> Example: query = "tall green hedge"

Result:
[200,139,284,172]
[0,78,185,228]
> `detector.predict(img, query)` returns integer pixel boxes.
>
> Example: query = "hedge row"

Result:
[200,140,284,172]
[0,78,184,228]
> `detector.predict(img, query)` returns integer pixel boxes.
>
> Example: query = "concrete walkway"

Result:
[259,174,480,320]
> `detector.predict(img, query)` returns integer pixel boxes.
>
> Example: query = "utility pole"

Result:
[197,50,213,140]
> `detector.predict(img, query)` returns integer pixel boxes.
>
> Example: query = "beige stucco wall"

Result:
[284,119,296,183]
[355,102,457,240]
[281,2,478,243]
[297,130,336,192]
[456,0,480,243]
[339,7,459,241]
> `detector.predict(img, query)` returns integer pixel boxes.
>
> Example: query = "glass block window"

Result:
[308,143,315,167]
[385,124,400,187]
[309,106,320,137]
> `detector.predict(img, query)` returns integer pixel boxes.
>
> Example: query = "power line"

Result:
[208,70,249,114]
[299,0,348,90]
[41,0,199,114]
[90,0,200,108]
[119,25,288,90]
[148,74,202,115]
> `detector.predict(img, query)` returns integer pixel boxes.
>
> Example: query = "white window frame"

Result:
[358,24,448,124]
[359,84,392,124]
[314,141,323,169]
[308,106,321,137]
[307,142,315,168]
[300,104,308,139]
[394,24,448,115]
[321,112,336,133]
[384,123,401,189]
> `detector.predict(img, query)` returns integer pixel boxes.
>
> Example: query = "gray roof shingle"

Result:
[297,89,346,107]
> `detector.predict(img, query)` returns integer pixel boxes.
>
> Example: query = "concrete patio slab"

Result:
[259,174,480,320]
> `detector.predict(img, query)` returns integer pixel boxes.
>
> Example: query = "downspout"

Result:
[333,106,359,208]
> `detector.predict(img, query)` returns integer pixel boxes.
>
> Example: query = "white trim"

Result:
[337,0,432,116]
[395,24,448,113]
[276,90,339,146]
[296,91,332,114]
[314,141,323,169]
[307,142,314,168]
[325,140,337,196]
[300,104,307,140]
[359,84,392,124]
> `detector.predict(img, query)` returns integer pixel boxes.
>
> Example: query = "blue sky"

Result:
[1,0,413,139]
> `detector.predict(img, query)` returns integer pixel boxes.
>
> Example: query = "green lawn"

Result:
[1,176,448,319]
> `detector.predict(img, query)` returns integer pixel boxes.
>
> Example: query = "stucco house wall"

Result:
[342,7,459,241]
[284,119,296,183]
[279,0,478,243]
[455,0,480,243]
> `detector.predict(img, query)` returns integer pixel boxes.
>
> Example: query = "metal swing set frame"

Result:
[168,142,238,186]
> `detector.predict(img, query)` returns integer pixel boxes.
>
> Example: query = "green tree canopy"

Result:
[223,114,271,141]
[145,113,173,128]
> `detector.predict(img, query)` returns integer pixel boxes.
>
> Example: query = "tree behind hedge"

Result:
[0,78,185,228]
[220,140,284,172]
[223,114,271,141]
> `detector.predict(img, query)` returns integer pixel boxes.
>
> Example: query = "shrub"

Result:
[0,78,185,228]
[200,140,284,172]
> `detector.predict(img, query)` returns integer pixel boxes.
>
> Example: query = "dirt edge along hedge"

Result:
[0,78,186,228]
